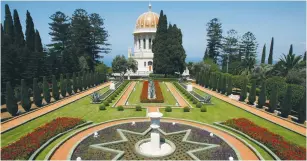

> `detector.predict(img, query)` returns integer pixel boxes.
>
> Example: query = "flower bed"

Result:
[140,81,164,103]
[223,118,306,160]
[1,117,85,160]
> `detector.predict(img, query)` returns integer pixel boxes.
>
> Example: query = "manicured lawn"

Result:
[162,88,306,148]
[1,85,146,147]
[127,81,177,106]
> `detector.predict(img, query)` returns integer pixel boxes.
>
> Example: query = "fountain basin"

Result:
[135,138,176,158]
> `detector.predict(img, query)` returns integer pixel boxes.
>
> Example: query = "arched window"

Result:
[148,61,153,66]
[144,61,146,67]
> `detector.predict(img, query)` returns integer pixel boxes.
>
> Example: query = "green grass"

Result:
[127,81,177,106]
[162,88,306,148]
[1,85,146,147]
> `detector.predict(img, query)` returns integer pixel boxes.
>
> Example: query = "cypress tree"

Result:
[33,78,42,107]
[298,91,306,123]
[248,79,256,105]
[66,73,72,95]
[13,9,25,47]
[268,84,278,113]
[222,75,227,94]
[211,73,216,91]
[78,72,83,91]
[288,44,293,55]
[72,73,78,93]
[34,30,43,52]
[280,85,292,118]
[239,78,248,102]
[257,81,266,109]
[60,74,66,97]
[83,72,87,90]
[25,10,35,51]
[268,37,274,64]
[227,76,232,96]
[20,79,31,111]
[218,74,223,93]
[303,51,306,61]
[261,44,266,64]
[43,76,51,103]
[6,82,18,116]
[4,4,15,42]
[52,75,59,100]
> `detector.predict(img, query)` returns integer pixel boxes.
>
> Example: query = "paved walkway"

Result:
[1,82,111,133]
[193,83,306,136]
[50,118,259,160]
[165,82,188,107]
[147,106,160,112]
[115,81,136,106]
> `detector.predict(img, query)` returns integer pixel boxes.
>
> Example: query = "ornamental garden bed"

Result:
[140,81,164,103]
[222,118,306,160]
[71,122,238,160]
[1,117,85,160]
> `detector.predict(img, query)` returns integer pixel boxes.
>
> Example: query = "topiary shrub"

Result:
[165,106,172,112]
[107,99,112,103]
[192,99,198,104]
[196,102,202,108]
[268,84,278,113]
[111,96,115,100]
[239,77,248,102]
[103,101,109,106]
[117,106,124,111]
[280,85,292,118]
[60,74,66,98]
[136,105,142,111]
[33,78,42,107]
[6,82,18,116]
[201,105,207,112]
[257,81,266,109]
[99,104,106,110]
[52,75,59,100]
[43,76,51,103]
[248,79,256,105]
[183,106,190,112]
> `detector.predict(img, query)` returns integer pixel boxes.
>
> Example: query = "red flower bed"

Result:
[223,118,306,160]
[140,81,164,103]
[1,117,85,160]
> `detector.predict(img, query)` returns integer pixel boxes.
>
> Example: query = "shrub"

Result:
[280,85,292,118]
[248,79,256,105]
[52,75,59,100]
[20,79,32,112]
[107,99,112,103]
[66,74,73,95]
[257,81,266,109]
[268,84,278,113]
[111,95,115,100]
[33,78,42,107]
[165,106,172,112]
[192,99,198,104]
[117,106,124,111]
[196,102,202,108]
[60,74,66,97]
[103,101,109,106]
[43,76,51,103]
[201,105,207,112]
[239,78,248,102]
[183,106,190,112]
[6,82,18,116]
[136,105,142,111]
[99,104,106,110]
[232,75,246,89]
[298,91,306,123]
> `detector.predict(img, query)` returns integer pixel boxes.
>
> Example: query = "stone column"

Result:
[146,35,149,51]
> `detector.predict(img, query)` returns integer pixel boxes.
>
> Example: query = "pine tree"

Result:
[257,81,266,109]
[43,76,51,103]
[4,4,15,43]
[227,76,232,95]
[25,10,35,51]
[72,73,78,93]
[240,32,258,59]
[280,85,292,118]
[33,78,42,107]
[248,79,256,105]
[206,18,222,63]
[20,79,31,111]
[268,84,278,113]
[52,75,59,100]
[13,9,25,47]
[66,73,72,95]
[261,44,266,64]
[268,37,274,64]
[203,48,209,61]
[298,91,306,123]
[6,82,18,116]
[60,74,66,97]
[239,78,248,102]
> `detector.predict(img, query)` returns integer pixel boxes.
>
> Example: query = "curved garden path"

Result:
[50,118,259,160]
[1,82,111,133]
[115,81,136,106]
[165,82,188,107]
[192,83,306,136]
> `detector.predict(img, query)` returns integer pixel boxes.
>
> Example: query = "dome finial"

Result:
[148,2,152,11]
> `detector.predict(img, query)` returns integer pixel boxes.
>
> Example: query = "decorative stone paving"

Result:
[1,82,111,133]
[192,83,306,136]
[50,118,259,160]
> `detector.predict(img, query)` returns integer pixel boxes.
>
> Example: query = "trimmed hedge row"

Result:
[102,80,129,107]
[173,82,200,106]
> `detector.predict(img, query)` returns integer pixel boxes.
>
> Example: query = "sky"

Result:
[1,1,306,66]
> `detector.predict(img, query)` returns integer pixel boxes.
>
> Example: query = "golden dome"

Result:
[135,4,159,29]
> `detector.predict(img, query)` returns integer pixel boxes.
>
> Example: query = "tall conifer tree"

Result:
[268,37,274,64]
[4,4,14,43]
[25,10,35,51]
[261,44,266,64]
[13,9,25,47]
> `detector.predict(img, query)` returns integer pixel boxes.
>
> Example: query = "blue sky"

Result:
[1,1,306,66]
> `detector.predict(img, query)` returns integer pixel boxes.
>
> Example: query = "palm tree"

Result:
[279,52,302,76]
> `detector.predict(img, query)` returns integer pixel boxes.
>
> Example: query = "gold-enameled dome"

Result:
[135,4,159,29]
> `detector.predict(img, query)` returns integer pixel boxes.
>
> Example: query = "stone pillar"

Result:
[146,35,149,51]
[140,35,143,50]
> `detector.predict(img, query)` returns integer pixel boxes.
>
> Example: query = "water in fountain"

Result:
[148,80,156,99]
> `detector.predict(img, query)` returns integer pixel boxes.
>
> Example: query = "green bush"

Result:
[269,84,278,113]
[196,102,202,108]
[136,105,142,111]
[60,74,66,97]
[33,78,42,107]
[43,76,51,103]
[280,85,292,118]
[165,106,172,112]
[6,82,18,116]
[99,104,106,110]
[192,99,198,104]
[72,73,78,93]
[257,81,266,109]
[201,105,207,112]
[111,96,115,100]
[117,106,124,111]
[107,99,112,103]
[52,75,59,100]
[20,79,31,111]
[248,79,256,105]
[183,106,190,112]
[103,101,109,106]
[298,91,306,123]
[232,75,247,89]
[239,78,248,102]
[66,74,73,95]
[227,76,233,96]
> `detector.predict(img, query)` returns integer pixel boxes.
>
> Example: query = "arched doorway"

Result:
[148,61,153,71]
